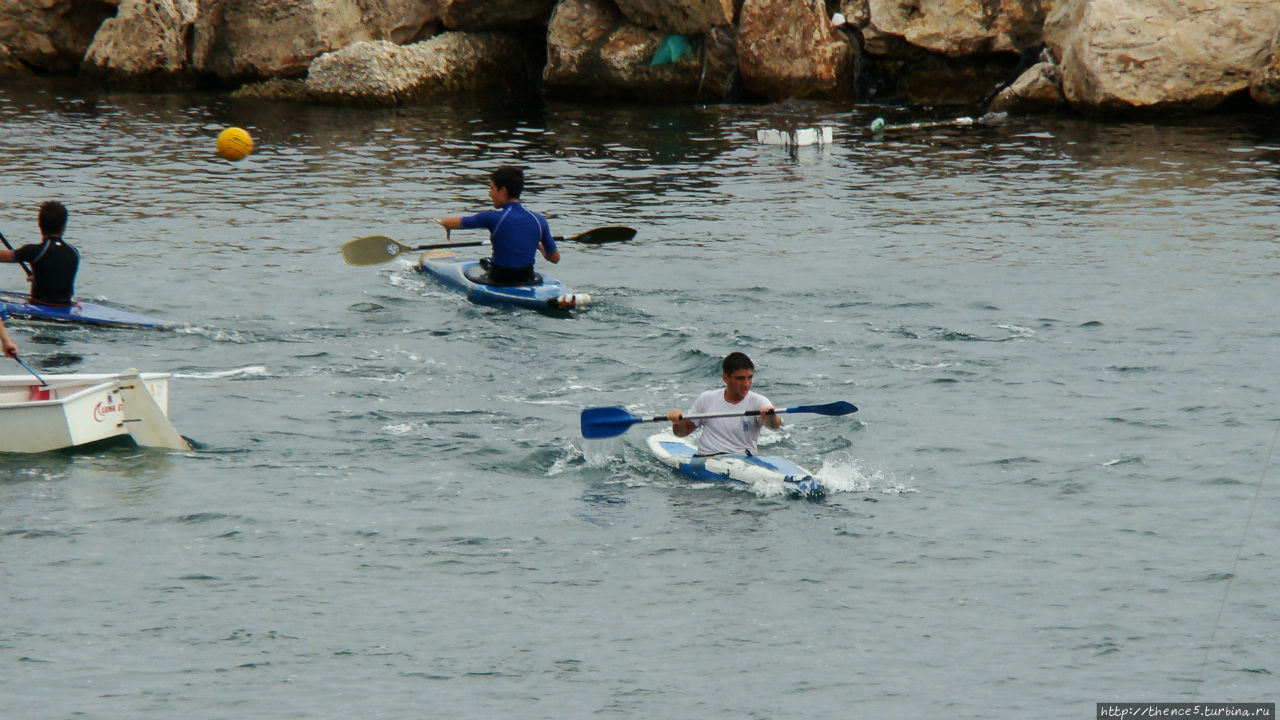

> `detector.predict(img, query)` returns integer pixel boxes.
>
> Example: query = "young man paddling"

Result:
[434,166,559,285]
[666,352,781,456]
[0,200,80,305]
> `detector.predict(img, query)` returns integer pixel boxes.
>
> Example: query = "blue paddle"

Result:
[580,401,857,439]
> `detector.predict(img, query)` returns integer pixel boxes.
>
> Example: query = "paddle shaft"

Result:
[580,400,856,439]
[13,356,47,386]
[646,408,782,424]
[401,230,620,253]
[0,231,33,279]
[341,225,635,266]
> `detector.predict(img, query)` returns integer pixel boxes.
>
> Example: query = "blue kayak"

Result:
[0,290,177,329]
[416,251,590,310]
[646,433,826,498]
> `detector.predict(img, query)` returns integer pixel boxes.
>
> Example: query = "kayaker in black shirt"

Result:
[0,200,80,305]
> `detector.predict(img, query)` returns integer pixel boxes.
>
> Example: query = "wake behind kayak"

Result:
[0,290,178,329]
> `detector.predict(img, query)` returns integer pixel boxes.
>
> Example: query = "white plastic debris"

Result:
[755,126,834,147]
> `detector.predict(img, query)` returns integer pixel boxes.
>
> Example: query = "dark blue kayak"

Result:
[416,251,591,310]
[0,290,177,329]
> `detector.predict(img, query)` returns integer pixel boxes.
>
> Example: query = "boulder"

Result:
[544,0,740,102]
[0,42,30,76]
[305,33,536,104]
[613,0,738,35]
[841,0,916,58]
[1249,30,1280,108]
[0,0,117,73]
[864,0,1047,57]
[1045,0,1280,113]
[737,0,858,101]
[82,0,196,85]
[439,0,555,31]
[190,0,440,82]
[988,59,1066,113]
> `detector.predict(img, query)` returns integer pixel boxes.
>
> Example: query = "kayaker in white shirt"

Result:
[666,352,781,456]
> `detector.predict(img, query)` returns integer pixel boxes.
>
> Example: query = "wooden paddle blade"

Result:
[566,226,636,244]
[580,406,643,439]
[340,235,413,266]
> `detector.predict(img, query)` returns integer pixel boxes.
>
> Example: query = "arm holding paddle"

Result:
[666,405,782,436]
[0,318,18,359]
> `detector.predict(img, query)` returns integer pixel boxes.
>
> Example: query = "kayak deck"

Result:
[646,432,826,498]
[0,290,177,329]
[416,251,590,310]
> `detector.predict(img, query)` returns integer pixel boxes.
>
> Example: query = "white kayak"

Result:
[0,369,189,453]
[646,432,825,497]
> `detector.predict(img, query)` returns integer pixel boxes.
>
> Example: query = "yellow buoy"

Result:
[216,127,253,161]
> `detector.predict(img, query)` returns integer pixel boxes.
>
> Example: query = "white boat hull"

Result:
[0,370,188,453]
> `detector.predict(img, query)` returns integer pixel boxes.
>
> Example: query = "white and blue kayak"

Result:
[0,290,177,329]
[416,250,590,311]
[646,432,826,498]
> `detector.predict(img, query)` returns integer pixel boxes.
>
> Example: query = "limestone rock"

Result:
[737,0,858,101]
[988,60,1066,113]
[305,33,536,104]
[866,0,1047,57]
[614,0,738,35]
[0,0,117,72]
[1045,0,1280,113]
[82,0,196,84]
[190,0,440,82]
[544,0,740,102]
[1249,30,1280,108]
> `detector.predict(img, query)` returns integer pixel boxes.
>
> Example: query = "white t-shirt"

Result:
[686,389,773,456]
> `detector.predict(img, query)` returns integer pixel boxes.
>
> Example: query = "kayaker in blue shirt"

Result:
[666,352,781,456]
[0,200,80,305]
[434,166,559,285]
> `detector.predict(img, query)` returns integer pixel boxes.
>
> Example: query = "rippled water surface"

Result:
[2,81,1278,718]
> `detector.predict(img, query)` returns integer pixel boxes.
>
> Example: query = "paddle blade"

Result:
[787,401,858,416]
[341,235,413,266]
[567,226,636,244]
[580,406,643,439]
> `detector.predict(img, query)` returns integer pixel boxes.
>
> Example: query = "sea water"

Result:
[1,83,1277,718]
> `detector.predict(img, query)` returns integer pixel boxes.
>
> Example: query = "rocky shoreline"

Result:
[2,0,1278,115]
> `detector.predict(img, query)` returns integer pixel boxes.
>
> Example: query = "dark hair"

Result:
[490,166,524,198]
[39,201,67,237]
[722,352,754,375]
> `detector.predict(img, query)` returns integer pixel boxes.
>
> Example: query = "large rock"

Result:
[82,0,196,84]
[864,0,1047,56]
[0,42,30,76]
[613,0,738,35]
[0,0,117,72]
[737,0,858,101]
[1045,0,1280,113]
[544,0,740,102]
[190,0,440,82]
[989,56,1066,113]
[439,0,555,31]
[1249,30,1280,108]
[305,33,536,104]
